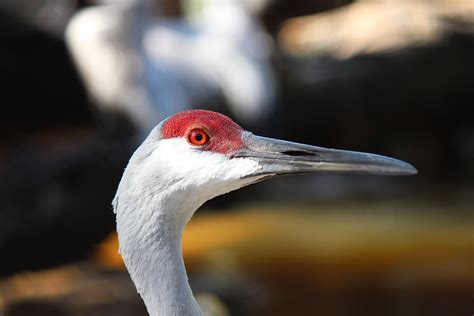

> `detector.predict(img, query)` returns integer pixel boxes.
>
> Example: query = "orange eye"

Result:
[187,128,209,146]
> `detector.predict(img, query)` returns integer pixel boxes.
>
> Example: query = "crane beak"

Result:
[233,132,417,178]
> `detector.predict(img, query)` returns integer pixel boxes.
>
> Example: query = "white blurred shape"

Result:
[65,0,275,135]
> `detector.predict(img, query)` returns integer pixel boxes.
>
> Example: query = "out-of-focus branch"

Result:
[278,0,474,58]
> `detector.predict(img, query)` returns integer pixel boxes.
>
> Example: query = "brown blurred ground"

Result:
[1,201,472,316]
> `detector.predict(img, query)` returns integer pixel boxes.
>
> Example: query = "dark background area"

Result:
[0,1,472,315]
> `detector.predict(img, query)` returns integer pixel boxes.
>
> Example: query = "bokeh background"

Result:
[0,0,473,315]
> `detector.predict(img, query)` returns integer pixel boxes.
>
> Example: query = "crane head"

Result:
[113,109,416,315]
[119,110,416,215]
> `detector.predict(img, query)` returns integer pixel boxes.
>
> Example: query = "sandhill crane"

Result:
[65,0,275,135]
[113,110,416,316]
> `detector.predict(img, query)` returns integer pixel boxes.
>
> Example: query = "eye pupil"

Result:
[195,134,203,141]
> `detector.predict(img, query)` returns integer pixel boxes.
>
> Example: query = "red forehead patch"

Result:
[161,110,244,155]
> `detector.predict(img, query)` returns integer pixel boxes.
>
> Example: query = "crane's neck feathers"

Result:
[113,127,263,315]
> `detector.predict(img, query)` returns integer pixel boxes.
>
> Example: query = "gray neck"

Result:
[115,196,203,316]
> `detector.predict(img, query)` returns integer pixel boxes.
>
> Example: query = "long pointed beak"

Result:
[233,132,417,178]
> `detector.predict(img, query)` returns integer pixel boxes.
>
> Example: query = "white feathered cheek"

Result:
[152,138,261,188]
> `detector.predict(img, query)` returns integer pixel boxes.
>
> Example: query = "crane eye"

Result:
[187,128,209,146]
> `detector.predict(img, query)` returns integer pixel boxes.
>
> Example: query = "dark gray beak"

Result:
[233,132,417,178]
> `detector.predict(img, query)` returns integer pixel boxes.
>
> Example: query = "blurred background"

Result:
[0,0,473,315]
